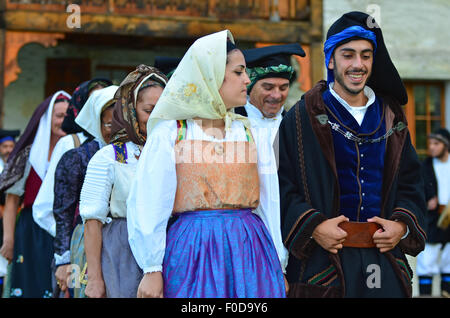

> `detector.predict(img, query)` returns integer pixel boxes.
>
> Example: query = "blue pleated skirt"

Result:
[162,209,286,298]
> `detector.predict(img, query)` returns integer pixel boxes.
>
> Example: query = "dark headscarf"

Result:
[0,91,71,192]
[62,78,112,135]
[110,64,168,146]
[324,11,407,106]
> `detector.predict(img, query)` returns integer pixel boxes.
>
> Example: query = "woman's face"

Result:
[51,101,69,138]
[100,106,114,144]
[219,49,251,110]
[136,86,164,137]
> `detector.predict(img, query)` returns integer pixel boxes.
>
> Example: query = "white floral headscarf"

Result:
[147,29,250,136]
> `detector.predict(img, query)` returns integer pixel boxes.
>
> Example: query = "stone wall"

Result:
[323,0,450,80]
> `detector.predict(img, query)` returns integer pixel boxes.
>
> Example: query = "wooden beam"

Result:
[0,28,5,128]
[310,41,324,85]
[0,0,5,127]
[3,10,311,43]
[309,0,323,41]
[309,0,324,85]
[404,83,416,146]
[4,31,65,88]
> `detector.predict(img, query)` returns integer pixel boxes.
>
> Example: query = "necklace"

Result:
[327,119,406,145]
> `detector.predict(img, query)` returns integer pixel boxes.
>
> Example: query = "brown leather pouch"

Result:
[338,221,382,248]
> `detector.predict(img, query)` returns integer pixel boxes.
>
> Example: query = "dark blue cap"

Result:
[0,129,20,143]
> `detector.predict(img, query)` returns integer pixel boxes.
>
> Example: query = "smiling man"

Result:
[278,12,426,298]
[234,44,305,141]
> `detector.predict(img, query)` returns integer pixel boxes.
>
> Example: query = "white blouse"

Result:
[80,141,140,224]
[32,132,88,237]
[127,119,288,274]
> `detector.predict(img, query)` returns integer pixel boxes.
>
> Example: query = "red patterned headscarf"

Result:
[110,64,167,146]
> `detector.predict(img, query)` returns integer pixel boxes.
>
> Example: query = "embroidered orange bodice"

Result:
[172,121,260,213]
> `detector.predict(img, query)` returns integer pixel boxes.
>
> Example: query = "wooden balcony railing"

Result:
[6,0,311,21]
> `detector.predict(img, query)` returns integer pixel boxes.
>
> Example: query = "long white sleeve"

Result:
[32,132,87,237]
[127,120,178,274]
[79,144,115,224]
[251,125,289,273]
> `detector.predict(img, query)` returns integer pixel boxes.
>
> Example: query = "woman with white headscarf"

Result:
[0,91,70,298]
[32,78,112,239]
[127,30,288,298]
[79,66,167,298]
[52,85,118,298]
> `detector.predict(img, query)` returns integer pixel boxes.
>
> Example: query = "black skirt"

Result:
[9,207,54,298]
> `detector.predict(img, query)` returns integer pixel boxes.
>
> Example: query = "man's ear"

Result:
[328,54,335,70]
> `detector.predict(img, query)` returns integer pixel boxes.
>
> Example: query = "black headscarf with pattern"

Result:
[62,78,112,135]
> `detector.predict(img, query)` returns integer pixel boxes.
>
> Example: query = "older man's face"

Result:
[249,77,290,118]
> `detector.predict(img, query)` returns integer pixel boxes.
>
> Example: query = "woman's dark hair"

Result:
[226,40,240,64]
[136,79,165,103]
[226,40,237,53]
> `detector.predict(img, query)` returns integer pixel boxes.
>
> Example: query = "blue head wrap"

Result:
[0,136,15,144]
[324,25,377,84]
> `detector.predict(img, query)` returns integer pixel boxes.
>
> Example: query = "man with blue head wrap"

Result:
[0,129,20,174]
[278,11,426,298]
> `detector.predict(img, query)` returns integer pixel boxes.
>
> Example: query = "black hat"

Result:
[429,128,450,147]
[0,129,20,144]
[326,11,407,105]
[154,56,182,79]
[243,43,305,92]
[244,43,305,69]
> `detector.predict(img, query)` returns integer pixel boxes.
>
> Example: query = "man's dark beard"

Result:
[332,57,371,95]
[334,67,369,95]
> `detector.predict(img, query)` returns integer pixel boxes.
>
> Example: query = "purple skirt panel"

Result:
[162,209,286,298]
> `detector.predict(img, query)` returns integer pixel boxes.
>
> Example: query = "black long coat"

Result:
[278,81,427,297]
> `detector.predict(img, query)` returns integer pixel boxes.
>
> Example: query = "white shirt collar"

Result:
[329,82,376,111]
[244,98,284,121]
[329,83,376,126]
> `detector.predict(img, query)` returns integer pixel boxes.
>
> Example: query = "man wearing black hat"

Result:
[278,11,426,297]
[419,128,450,297]
[235,44,305,138]
[154,56,182,80]
[0,129,20,174]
